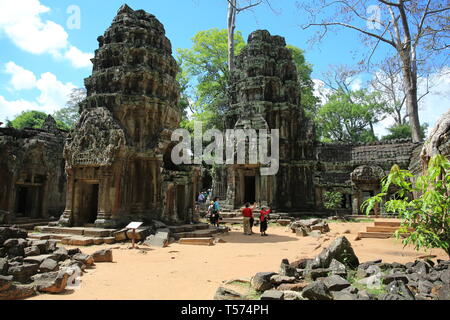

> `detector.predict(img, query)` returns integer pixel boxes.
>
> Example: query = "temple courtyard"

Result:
[28,221,447,300]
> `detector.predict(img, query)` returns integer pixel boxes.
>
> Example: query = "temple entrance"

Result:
[244,176,256,204]
[15,185,43,218]
[176,185,186,221]
[74,182,99,226]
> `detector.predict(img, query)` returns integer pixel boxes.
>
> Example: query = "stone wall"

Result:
[0,116,67,222]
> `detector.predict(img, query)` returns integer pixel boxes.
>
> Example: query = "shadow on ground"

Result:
[220,231,299,244]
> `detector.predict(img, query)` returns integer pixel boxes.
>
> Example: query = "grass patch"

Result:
[346,270,387,296]
[226,281,262,300]
[326,218,374,224]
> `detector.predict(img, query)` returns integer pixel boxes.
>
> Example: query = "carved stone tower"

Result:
[222,30,316,211]
[60,5,200,227]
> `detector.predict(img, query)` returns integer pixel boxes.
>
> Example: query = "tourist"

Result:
[242,202,257,235]
[198,192,205,203]
[211,197,221,228]
[207,201,214,224]
[259,206,271,236]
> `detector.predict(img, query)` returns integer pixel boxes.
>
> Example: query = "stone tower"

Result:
[60,5,200,227]
[222,30,316,211]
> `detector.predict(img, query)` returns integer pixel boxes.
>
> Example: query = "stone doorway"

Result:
[176,185,185,221]
[15,185,43,218]
[244,176,256,204]
[74,182,99,226]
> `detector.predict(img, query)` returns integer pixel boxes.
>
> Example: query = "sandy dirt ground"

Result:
[29,221,447,300]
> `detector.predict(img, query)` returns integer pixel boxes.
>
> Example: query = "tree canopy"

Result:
[7,110,70,131]
[177,28,317,131]
[316,89,388,143]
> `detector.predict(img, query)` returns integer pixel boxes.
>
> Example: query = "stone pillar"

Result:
[59,171,74,226]
[95,175,115,228]
[352,190,361,215]
[40,174,50,219]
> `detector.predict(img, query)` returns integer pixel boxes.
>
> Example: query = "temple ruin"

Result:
[1,6,447,228]
[59,5,200,228]
[213,30,422,215]
[0,116,67,224]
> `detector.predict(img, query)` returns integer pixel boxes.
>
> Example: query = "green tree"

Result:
[287,45,319,117]
[177,28,245,123]
[316,89,388,143]
[8,110,48,129]
[301,0,449,142]
[53,88,86,129]
[323,191,343,216]
[363,155,450,258]
[382,123,428,141]
[8,110,69,131]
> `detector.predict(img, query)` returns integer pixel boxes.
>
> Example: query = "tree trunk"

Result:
[399,51,422,142]
[227,0,237,72]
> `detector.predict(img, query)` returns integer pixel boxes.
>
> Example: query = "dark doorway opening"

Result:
[176,185,186,221]
[15,186,42,218]
[76,182,99,226]
[244,176,256,204]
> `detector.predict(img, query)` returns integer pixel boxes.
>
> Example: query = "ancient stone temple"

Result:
[221,30,316,211]
[314,140,420,215]
[0,116,67,223]
[215,30,422,215]
[60,5,200,228]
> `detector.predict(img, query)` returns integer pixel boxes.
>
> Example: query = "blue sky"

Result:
[0,0,448,136]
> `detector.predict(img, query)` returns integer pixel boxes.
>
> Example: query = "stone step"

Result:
[60,235,115,246]
[28,233,68,240]
[34,226,116,237]
[358,232,394,239]
[167,223,210,234]
[179,237,215,246]
[374,221,401,228]
[172,227,227,240]
[7,219,55,230]
[366,226,413,233]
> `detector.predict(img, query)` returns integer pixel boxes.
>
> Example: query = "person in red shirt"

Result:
[242,202,257,235]
[259,206,271,236]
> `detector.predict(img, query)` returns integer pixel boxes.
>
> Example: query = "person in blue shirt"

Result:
[211,197,221,227]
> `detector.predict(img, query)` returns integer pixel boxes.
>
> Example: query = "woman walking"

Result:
[259,206,271,236]
[242,202,257,235]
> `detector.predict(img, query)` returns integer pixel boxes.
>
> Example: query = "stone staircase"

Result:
[168,223,228,240]
[3,218,57,230]
[30,226,117,246]
[29,223,228,246]
[357,220,412,239]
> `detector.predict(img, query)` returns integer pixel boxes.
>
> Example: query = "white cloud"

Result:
[64,45,93,68]
[313,79,331,105]
[0,62,76,122]
[36,72,76,113]
[0,0,92,68]
[0,95,39,123]
[4,61,37,90]
[349,77,363,91]
[418,67,450,130]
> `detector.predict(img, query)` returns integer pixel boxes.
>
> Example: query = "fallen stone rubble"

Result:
[216,236,450,300]
[0,227,113,300]
[288,218,330,238]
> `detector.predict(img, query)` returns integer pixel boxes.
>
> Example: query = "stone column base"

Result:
[58,210,72,227]
[95,212,117,228]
